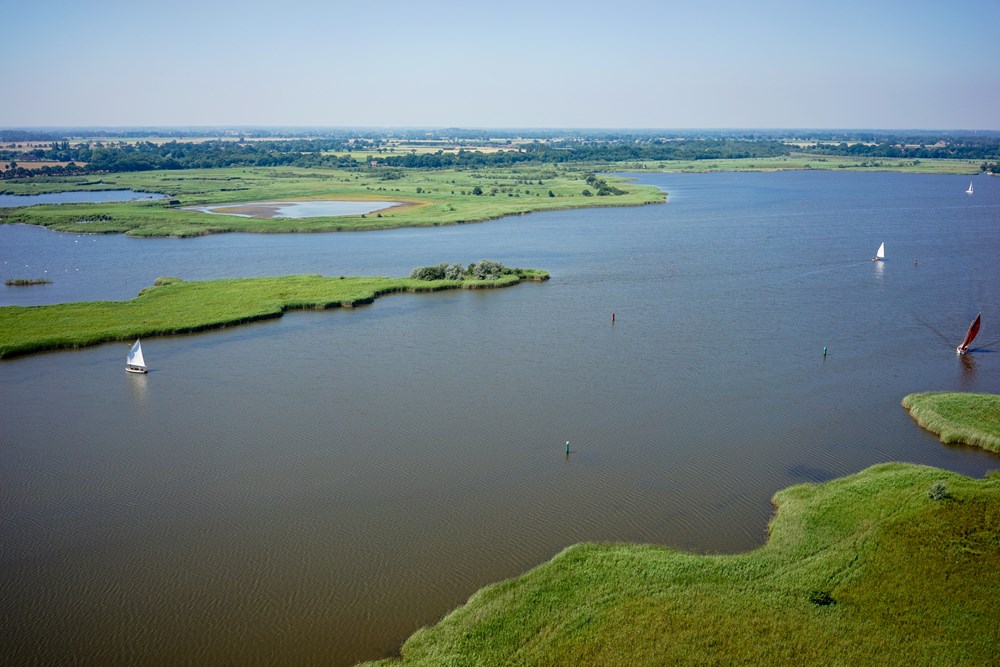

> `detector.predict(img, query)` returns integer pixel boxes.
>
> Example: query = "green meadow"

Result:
[364,462,1000,666]
[0,271,548,359]
[903,392,1000,454]
[0,166,662,237]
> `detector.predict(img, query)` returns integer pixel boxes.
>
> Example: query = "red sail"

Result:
[959,314,981,350]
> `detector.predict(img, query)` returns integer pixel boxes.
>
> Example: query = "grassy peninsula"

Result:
[0,166,662,237]
[364,463,1000,666]
[903,392,1000,454]
[0,268,548,359]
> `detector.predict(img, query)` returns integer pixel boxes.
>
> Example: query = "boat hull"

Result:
[125,365,147,374]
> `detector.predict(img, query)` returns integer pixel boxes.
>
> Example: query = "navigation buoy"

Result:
[612,312,615,323]
[565,441,571,454]
[823,347,828,357]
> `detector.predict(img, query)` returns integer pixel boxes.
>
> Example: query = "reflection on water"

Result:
[2,171,999,666]
[127,371,149,405]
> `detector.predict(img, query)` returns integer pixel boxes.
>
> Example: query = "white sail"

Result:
[966,182,974,194]
[875,242,885,260]
[127,339,146,369]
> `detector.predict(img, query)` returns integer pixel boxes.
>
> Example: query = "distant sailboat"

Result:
[966,181,974,195]
[956,314,981,355]
[126,339,147,374]
[871,242,885,262]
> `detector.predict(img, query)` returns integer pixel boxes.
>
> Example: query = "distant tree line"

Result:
[0,139,371,178]
[3,132,1000,180]
[798,138,1000,160]
[0,138,791,178]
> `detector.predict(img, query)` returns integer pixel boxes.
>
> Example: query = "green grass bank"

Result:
[903,392,1000,454]
[0,166,662,237]
[363,462,1000,666]
[0,270,548,359]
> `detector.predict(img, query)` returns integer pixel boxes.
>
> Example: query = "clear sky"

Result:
[4,0,998,129]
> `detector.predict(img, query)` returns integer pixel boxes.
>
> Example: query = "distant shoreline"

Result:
[0,165,663,237]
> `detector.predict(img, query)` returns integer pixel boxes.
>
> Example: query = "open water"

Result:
[2,171,999,665]
[0,189,163,208]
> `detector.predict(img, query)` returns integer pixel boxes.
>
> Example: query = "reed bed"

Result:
[0,271,547,359]
[902,392,1000,454]
[363,463,1000,666]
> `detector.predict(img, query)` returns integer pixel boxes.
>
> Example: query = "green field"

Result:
[0,165,663,237]
[363,462,1000,666]
[903,392,1000,454]
[0,270,548,359]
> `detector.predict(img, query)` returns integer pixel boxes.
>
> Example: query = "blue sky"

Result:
[4,0,998,129]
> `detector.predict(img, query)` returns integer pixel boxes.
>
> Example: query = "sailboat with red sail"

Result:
[956,314,981,355]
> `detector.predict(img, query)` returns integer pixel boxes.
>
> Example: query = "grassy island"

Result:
[0,166,662,237]
[0,268,548,359]
[4,277,53,286]
[364,463,1000,666]
[902,392,1000,454]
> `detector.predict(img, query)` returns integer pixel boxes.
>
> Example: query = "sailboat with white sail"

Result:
[966,181,974,195]
[126,339,147,374]
[871,242,885,262]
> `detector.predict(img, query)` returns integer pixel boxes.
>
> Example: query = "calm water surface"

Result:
[0,189,163,208]
[2,172,999,665]
[183,200,401,218]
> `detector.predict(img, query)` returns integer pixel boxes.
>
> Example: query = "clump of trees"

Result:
[584,173,626,196]
[410,259,512,281]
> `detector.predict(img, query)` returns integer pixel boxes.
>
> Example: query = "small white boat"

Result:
[956,313,981,355]
[871,242,885,262]
[966,182,974,195]
[126,339,147,374]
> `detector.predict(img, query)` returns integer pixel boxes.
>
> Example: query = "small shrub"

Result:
[471,259,504,280]
[410,263,448,281]
[808,589,835,606]
[928,481,950,500]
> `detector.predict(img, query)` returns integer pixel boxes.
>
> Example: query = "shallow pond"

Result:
[0,189,164,207]
[184,200,401,218]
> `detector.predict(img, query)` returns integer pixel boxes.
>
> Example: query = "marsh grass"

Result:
[0,270,548,359]
[363,463,1000,666]
[902,392,1000,454]
[0,166,663,237]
